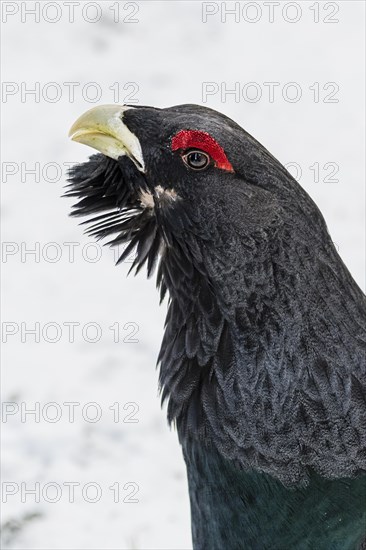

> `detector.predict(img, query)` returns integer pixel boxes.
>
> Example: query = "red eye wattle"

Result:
[171,130,234,173]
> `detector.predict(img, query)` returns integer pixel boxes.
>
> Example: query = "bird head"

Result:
[66,104,304,297]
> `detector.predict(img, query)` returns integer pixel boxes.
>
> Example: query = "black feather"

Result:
[65,154,164,279]
[66,104,366,549]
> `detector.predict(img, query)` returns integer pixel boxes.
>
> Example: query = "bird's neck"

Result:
[183,439,366,550]
[158,226,366,482]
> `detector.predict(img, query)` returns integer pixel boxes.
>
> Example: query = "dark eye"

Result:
[182,150,210,171]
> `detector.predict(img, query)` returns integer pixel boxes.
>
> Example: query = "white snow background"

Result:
[1,1,365,549]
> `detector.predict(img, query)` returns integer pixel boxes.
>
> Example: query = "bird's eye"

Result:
[182,150,210,171]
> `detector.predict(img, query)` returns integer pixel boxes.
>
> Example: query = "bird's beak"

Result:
[68,104,145,172]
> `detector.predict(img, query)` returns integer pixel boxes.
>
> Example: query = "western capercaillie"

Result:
[66,104,366,549]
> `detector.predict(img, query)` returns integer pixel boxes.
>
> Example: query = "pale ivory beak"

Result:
[68,105,145,172]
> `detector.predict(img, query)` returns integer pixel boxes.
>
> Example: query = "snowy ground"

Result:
[1,1,365,548]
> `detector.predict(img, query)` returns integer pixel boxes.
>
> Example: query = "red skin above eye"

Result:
[171,130,234,173]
